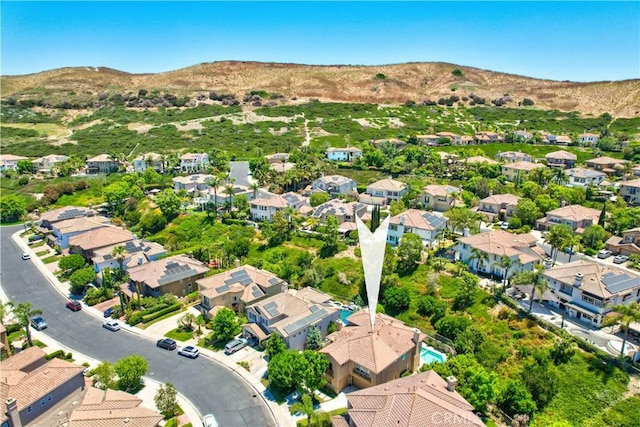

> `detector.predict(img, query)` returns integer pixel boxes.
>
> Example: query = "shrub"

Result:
[127,312,144,326]
[141,303,181,323]
[452,69,465,78]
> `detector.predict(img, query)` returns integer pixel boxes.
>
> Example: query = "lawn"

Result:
[164,328,193,342]
[1,122,69,138]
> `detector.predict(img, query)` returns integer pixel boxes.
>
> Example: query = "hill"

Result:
[2,61,639,117]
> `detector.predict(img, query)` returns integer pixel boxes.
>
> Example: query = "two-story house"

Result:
[250,192,309,222]
[421,184,459,212]
[536,204,601,233]
[364,179,408,204]
[514,130,533,140]
[196,265,286,318]
[566,167,606,187]
[578,133,600,144]
[495,151,533,163]
[86,154,120,174]
[31,154,69,174]
[585,156,628,176]
[320,310,425,394]
[387,209,447,248]
[435,132,462,145]
[621,179,640,205]
[68,226,135,263]
[91,239,167,273]
[475,194,521,223]
[326,147,363,162]
[311,200,366,225]
[415,134,441,146]
[543,260,640,329]
[606,228,640,257]
[311,175,358,198]
[127,254,209,297]
[38,206,94,230]
[501,161,545,181]
[133,152,165,173]
[0,154,29,172]
[243,287,340,350]
[474,131,502,144]
[50,216,111,249]
[545,150,577,169]
[372,138,407,150]
[172,174,214,193]
[454,230,544,278]
[179,152,210,173]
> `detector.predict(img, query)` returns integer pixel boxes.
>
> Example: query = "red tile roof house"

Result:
[364,179,408,205]
[620,178,640,205]
[50,216,112,249]
[330,370,485,427]
[68,226,135,263]
[545,150,577,169]
[1,347,85,427]
[420,185,459,212]
[606,227,640,257]
[126,254,209,298]
[38,206,95,231]
[500,161,546,182]
[535,204,601,234]
[585,156,628,176]
[319,310,426,394]
[474,193,521,223]
[250,192,310,222]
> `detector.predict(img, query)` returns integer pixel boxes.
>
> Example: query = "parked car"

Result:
[202,414,219,427]
[21,253,30,260]
[224,337,248,355]
[156,338,177,351]
[613,255,629,264]
[563,246,576,255]
[597,249,613,259]
[178,345,200,359]
[103,307,114,318]
[103,320,121,331]
[66,300,82,311]
[500,222,510,230]
[30,316,48,331]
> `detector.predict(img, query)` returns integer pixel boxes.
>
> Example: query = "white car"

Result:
[21,253,30,260]
[500,222,509,230]
[178,345,199,359]
[103,320,121,331]
[202,414,219,427]
[597,249,613,259]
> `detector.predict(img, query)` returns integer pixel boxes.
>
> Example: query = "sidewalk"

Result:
[11,229,294,427]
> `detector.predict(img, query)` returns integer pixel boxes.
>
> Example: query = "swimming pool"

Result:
[420,343,447,366]
[340,308,353,325]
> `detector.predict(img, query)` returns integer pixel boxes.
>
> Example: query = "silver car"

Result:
[178,345,199,359]
[103,320,121,331]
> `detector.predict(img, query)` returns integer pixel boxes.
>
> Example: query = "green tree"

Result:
[599,201,607,226]
[498,379,537,417]
[309,192,329,207]
[549,340,575,365]
[294,350,329,397]
[115,354,148,392]
[416,295,447,324]
[319,216,339,258]
[453,271,479,310]
[211,307,241,341]
[545,224,573,264]
[0,301,14,326]
[382,286,411,315]
[498,256,515,294]
[534,194,560,214]
[511,269,549,313]
[223,184,235,213]
[156,189,182,221]
[551,167,568,185]
[103,181,136,215]
[444,207,480,235]
[369,205,380,232]
[139,211,167,234]
[434,316,472,341]
[268,350,298,390]
[154,383,179,418]
[205,175,223,214]
[69,267,97,294]
[16,159,33,174]
[233,194,250,218]
[262,210,290,246]
[305,326,323,350]
[582,224,607,250]
[0,196,27,223]
[290,394,315,427]
[521,360,558,410]
[111,245,128,276]
[265,334,287,359]
[396,232,423,274]
[454,325,486,354]
[468,247,489,273]
[92,361,117,390]
[58,254,87,273]
[13,302,43,347]
[603,302,640,357]
[389,200,407,216]
[514,198,542,226]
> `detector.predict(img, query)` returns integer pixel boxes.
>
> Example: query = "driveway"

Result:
[0,225,276,427]
[230,161,251,186]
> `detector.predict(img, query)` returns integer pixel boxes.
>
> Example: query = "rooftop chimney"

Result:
[335,319,344,331]
[281,282,288,294]
[574,272,584,287]
[561,199,567,207]
[445,376,458,392]
[413,328,421,345]
[138,255,144,265]
[6,398,22,427]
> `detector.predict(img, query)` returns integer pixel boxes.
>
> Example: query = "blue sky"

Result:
[2,1,639,82]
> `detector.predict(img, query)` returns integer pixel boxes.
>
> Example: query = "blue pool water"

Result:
[420,343,447,366]
[340,308,353,325]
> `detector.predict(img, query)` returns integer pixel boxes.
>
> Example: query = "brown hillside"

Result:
[2,61,639,117]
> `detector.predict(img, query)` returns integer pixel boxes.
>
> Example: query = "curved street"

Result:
[0,224,277,427]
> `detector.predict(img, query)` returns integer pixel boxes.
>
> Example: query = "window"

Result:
[582,294,604,308]
[41,398,46,406]
[623,293,632,301]
[47,395,52,401]
[27,406,32,413]
[353,364,371,381]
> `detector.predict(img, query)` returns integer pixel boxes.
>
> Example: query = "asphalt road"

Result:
[230,161,250,187]
[0,225,276,427]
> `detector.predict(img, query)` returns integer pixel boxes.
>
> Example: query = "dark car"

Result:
[103,307,114,318]
[66,300,82,311]
[156,338,177,351]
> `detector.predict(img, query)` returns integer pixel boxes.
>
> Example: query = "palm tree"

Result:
[223,184,235,213]
[13,302,43,347]
[111,245,128,279]
[206,176,223,213]
[468,248,489,273]
[545,225,573,264]
[178,312,197,331]
[604,302,640,357]
[512,269,548,313]
[498,256,515,294]
[249,182,261,200]
[564,234,582,263]
[290,394,315,427]
[0,300,14,326]
[552,167,568,185]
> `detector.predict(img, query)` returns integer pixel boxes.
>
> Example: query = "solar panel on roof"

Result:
[263,301,280,317]
[283,308,328,335]
[268,277,280,285]
[239,277,253,286]
[309,305,319,313]
[251,286,263,298]
[215,284,230,293]
[231,269,248,278]
[603,272,640,293]
[165,262,179,270]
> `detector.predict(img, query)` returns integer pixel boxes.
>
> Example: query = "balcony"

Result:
[352,367,371,382]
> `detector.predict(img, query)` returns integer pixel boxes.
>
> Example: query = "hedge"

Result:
[46,350,73,361]
[141,303,182,323]
[5,323,21,334]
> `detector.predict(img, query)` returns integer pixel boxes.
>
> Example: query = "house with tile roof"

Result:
[250,192,310,222]
[585,156,627,176]
[435,132,462,145]
[312,175,358,198]
[620,179,640,205]
[38,206,95,230]
[543,260,640,328]
[536,204,601,233]
[50,216,112,249]
[514,130,533,140]
[86,154,120,174]
[566,167,606,187]
[91,239,167,273]
[606,228,640,257]
[420,184,459,212]
[133,152,165,173]
[265,152,290,164]
[197,265,286,318]
[545,150,577,168]
[172,174,214,193]
[372,138,407,149]
[0,154,29,172]
[474,131,502,144]
[320,310,426,394]
[68,386,162,427]
[312,200,366,225]
[31,154,69,174]
[454,230,545,278]
[387,209,448,248]
[179,152,209,173]
[327,147,363,162]
[365,179,408,204]
[415,134,441,146]
[1,347,85,427]
[495,151,532,163]
[501,161,546,182]
[475,194,521,223]
[578,133,600,144]
[127,254,208,297]
[243,287,340,349]
[331,370,485,427]
[69,226,135,261]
